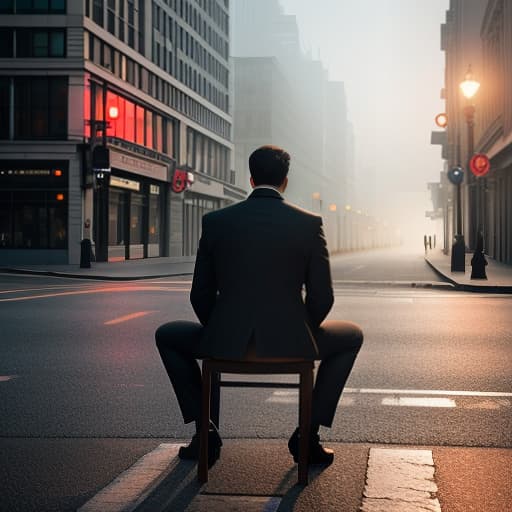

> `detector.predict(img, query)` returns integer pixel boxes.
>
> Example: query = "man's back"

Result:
[191,187,334,360]
[156,145,363,466]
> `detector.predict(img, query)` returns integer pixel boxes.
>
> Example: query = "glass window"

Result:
[155,114,163,152]
[145,110,153,149]
[2,190,67,249]
[165,119,174,157]
[16,0,65,13]
[31,79,49,137]
[50,0,65,10]
[33,30,49,57]
[135,105,144,145]
[0,0,14,14]
[107,8,115,34]
[16,28,65,58]
[14,77,67,139]
[125,99,135,142]
[92,0,103,26]
[0,28,13,57]
[16,29,31,56]
[49,30,65,57]
[186,129,194,168]
[0,78,10,139]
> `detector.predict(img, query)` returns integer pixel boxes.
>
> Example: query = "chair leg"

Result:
[210,371,221,429]
[298,366,313,485]
[198,362,211,483]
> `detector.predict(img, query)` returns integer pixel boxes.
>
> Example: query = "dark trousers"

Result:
[155,320,363,428]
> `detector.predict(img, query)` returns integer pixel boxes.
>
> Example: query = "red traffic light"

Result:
[469,154,490,177]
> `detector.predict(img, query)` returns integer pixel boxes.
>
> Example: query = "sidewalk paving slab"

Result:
[425,250,512,293]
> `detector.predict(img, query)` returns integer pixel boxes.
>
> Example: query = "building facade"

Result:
[0,0,244,265]
[436,0,512,264]
[231,0,361,251]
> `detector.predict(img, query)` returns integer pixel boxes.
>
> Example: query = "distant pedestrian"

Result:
[433,234,436,249]
[428,235,432,250]
[424,235,428,254]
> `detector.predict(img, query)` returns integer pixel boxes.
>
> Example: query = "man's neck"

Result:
[253,185,283,195]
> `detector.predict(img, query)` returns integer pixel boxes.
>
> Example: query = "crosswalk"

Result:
[265,388,512,411]
[78,442,511,512]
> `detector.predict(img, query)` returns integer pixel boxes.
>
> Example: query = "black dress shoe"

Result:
[179,428,223,466]
[288,428,334,466]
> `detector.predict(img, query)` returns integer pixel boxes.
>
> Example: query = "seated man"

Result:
[156,145,363,465]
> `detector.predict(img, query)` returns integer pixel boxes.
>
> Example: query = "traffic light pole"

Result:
[91,84,110,262]
[449,164,465,272]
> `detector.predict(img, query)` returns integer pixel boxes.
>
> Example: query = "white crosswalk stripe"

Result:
[265,388,512,409]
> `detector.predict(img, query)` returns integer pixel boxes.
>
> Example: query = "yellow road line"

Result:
[104,311,156,325]
[0,286,188,302]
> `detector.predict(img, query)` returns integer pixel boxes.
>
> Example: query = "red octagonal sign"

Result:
[469,153,491,177]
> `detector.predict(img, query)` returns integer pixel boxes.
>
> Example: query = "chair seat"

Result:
[203,359,314,374]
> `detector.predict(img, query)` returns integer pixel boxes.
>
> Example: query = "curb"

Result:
[0,267,194,281]
[424,258,512,294]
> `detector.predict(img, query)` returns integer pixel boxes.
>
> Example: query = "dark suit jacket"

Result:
[190,187,334,359]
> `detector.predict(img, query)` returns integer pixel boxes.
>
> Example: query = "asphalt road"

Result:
[1,248,511,511]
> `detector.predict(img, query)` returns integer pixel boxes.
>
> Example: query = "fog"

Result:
[232,0,448,249]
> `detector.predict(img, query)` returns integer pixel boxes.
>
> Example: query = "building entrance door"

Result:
[108,188,129,261]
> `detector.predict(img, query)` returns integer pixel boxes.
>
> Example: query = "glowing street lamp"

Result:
[459,66,480,99]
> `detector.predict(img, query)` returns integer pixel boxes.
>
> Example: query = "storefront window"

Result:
[0,190,67,249]
[183,194,218,257]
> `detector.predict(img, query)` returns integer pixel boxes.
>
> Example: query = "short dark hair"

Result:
[249,145,290,187]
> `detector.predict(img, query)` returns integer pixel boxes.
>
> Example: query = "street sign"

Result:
[447,166,464,185]
[469,154,490,177]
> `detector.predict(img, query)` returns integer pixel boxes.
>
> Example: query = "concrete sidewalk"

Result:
[0,256,195,280]
[425,249,512,293]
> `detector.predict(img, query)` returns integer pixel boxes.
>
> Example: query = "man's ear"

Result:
[250,176,255,189]
[280,176,288,192]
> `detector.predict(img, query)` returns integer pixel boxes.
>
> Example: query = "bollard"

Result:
[80,238,92,268]
[470,232,487,279]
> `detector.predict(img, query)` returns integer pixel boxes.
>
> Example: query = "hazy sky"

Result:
[280,0,449,245]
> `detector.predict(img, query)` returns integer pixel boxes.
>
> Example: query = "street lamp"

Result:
[328,204,339,252]
[451,65,480,272]
[312,192,322,213]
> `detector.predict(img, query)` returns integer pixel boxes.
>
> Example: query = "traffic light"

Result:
[92,145,110,172]
[447,166,464,185]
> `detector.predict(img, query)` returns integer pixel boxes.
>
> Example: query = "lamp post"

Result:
[344,204,352,251]
[88,92,120,262]
[328,203,338,252]
[451,66,480,272]
[460,66,482,271]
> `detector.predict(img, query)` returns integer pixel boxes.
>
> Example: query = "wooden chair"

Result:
[198,359,314,485]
